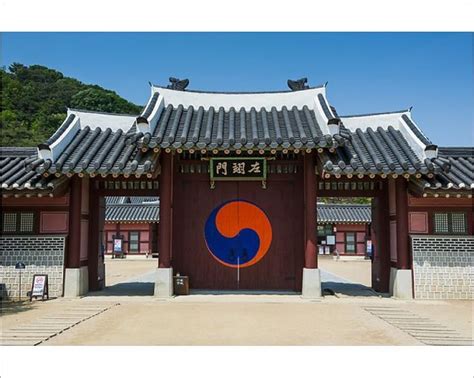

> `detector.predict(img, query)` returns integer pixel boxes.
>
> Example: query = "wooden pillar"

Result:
[371,182,390,292]
[395,178,410,269]
[87,179,101,291]
[304,152,317,269]
[67,176,82,268]
[158,152,173,268]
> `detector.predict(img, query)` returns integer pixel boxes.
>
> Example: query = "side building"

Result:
[317,203,371,257]
[104,196,159,257]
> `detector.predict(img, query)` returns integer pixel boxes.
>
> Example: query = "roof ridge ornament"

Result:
[167,77,189,91]
[287,77,309,91]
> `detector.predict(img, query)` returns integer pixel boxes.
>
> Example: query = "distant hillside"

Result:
[0,63,142,147]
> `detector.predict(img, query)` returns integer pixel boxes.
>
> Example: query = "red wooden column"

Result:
[158,152,173,268]
[304,152,317,269]
[371,181,391,292]
[395,177,410,269]
[67,176,82,269]
[87,179,104,291]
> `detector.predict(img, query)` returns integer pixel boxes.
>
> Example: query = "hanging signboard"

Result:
[29,274,49,301]
[210,157,267,181]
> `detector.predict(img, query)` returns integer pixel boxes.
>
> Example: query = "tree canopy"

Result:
[0,63,141,147]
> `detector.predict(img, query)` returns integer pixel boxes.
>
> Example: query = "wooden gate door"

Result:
[173,172,303,291]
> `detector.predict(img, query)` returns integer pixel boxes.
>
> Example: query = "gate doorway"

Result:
[86,178,160,296]
[316,178,392,296]
[317,199,375,297]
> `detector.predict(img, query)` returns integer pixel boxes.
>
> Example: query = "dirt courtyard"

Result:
[1,258,472,346]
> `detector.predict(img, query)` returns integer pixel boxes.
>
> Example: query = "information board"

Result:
[30,274,49,301]
[113,237,123,253]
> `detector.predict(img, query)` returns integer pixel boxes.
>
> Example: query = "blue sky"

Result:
[2,32,472,146]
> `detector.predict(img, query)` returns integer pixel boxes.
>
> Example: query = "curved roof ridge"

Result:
[68,107,139,117]
[438,147,474,156]
[151,84,326,95]
[341,109,410,118]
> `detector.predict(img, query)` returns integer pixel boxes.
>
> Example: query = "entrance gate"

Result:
[172,159,304,291]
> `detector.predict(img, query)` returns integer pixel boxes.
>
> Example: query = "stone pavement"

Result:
[2,260,471,346]
[0,302,118,346]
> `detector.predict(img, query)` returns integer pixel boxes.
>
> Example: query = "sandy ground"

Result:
[319,255,372,286]
[104,257,157,286]
[2,258,472,346]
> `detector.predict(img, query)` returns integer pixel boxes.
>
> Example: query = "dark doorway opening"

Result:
[87,194,159,297]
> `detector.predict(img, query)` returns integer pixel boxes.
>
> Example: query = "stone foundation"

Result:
[0,235,66,300]
[154,267,173,297]
[302,268,322,298]
[411,235,473,300]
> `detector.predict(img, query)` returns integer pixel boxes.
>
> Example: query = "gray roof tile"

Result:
[412,147,474,194]
[317,203,371,224]
[1,147,67,196]
[105,202,160,223]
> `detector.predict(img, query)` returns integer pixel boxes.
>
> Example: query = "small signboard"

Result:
[29,274,49,301]
[15,262,26,270]
[210,157,267,181]
[112,236,125,258]
[113,237,123,253]
[366,240,373,254]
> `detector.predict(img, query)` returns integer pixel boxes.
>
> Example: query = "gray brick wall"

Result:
[411,235,473,300]
[0,235,66,300]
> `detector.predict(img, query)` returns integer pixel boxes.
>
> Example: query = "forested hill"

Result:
[0,63,142,147]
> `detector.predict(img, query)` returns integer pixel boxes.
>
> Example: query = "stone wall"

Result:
[411,235,473,300]
[0,235,66,300]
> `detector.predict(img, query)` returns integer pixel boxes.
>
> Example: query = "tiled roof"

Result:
[1,147,68,197]
[24,80,458,180]
[105,198,159,223]
[317,203,372,224]
[135,85,348,152]
[318,110,444,177]
[105,196,159,205]
[138,103,345,151]
[409,147,474,197]
[30,109,160,177]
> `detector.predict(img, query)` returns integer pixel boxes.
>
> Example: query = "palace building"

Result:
[317,203,372,256]
[104,196,159,257]
[1,78,473,300]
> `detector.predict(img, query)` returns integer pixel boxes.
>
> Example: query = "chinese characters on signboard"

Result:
[210,158,267,181]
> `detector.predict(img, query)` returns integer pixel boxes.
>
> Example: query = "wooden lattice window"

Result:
[2,212,35,234]
[345,232,356,253]
[129,231,139,252]
[433,212,467,234]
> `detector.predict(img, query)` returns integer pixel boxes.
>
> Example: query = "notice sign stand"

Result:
[29,274,49,301]
[112,236,125,259]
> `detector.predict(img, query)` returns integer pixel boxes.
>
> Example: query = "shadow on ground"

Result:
[0,299,44,316]
[322,281,381,297]
[87,282,154,297]
[189,290,299,295]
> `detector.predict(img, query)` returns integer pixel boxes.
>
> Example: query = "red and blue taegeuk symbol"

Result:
[204,200,272,268]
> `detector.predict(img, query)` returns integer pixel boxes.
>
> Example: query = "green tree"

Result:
[0,63,141,147]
